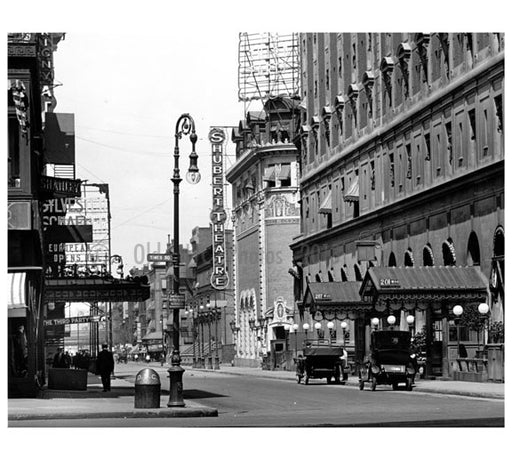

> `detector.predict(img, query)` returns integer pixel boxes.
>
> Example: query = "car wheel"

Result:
[359,379,364,390]
[406,377,413,391]
[371,376,377,391]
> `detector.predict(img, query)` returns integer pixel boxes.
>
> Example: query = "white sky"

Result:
[2,0,509,456]
[51,31,248,269]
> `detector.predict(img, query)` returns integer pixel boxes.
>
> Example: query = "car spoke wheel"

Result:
[371,376,377,391]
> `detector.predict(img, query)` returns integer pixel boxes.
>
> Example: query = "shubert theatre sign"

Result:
[209,127,229,290]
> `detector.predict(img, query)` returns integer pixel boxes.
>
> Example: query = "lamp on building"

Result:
[387,315,396,329]
[371,317,379,330]
[340,321,348,347]
[453,305,464,358]
[167,113,201,408]
[406,314,415,335]
[327,321,335,345]
[303,323,310,338]
[477,303,490,354]
[314,321,322,339]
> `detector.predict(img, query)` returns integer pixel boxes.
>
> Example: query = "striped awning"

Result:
[277,164,291,180]
[263,166,276,181]
[8,272,27,310]
[344,179,359,202]
[319,190,332,214]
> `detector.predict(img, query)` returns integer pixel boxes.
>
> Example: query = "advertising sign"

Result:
[209,128,229,290]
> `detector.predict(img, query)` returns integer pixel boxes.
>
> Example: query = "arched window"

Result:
[404,248,414,267]
[466,231,481,266]
[494,227,504,258]
[315,273,322,282]
[388,252,397,267]
[354,264,362,281]
[442,238,456,266]
[340,267,348,281]
[327,270,334,282]
[423,243,434,266]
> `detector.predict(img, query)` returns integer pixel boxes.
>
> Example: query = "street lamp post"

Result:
[167,113,200,408]
[477,303,490,355]
[453,305,463,358]
[327,321,334,346]
[303,323,310,344]
[340,321,348,348]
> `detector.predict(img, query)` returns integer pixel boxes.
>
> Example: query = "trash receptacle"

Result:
[134,368,161,408]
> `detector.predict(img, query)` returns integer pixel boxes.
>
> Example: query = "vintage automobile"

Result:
[359,330,416,391]
[295,341,348,385]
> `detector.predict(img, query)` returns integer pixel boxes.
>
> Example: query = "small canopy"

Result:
[319,190,332,214]
[344,180,359,202]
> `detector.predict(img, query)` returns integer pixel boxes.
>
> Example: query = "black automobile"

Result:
[359,330,416,391]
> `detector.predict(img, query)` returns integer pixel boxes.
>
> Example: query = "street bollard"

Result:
[134,368,161,409]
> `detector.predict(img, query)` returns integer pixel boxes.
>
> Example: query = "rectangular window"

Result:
[482,109,489,157]
[468,108,477,160]
[8,116,21,188]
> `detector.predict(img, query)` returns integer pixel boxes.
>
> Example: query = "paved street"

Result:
[9,362,504,427]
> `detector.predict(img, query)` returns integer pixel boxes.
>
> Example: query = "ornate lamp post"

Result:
[340,321,348,347]
[314,321,322,340]
[327,321,335,345]
[302,322,310,341]
[387,314,396,330]
[453,305,464,357]
[167,113,200,408]
[371,317,379,330]
[477,303,490,355]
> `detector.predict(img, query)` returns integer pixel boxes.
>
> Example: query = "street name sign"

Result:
[147,253,172,262]
[167,294,186,309]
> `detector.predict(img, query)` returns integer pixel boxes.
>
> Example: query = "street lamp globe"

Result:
[340,321,348,330]
[302,323,310,331]
[406,314,415,325]
[371,317,379,327]
[453,305,463,317]
[185,170,201,185]
[314,322,322,330]
[327,321,334,330]
[478,303,489,315]
[284,323,290,331]
[387,315,396,326]
[293,323,299,331]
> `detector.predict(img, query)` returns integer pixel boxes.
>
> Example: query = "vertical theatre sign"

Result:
[209,128,229,290]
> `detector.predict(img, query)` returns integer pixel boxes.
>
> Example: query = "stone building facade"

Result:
[290,33,504,378]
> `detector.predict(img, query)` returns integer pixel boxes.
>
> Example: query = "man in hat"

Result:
[96,343,115,392]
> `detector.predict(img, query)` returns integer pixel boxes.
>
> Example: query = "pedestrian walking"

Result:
[96,343,114,392]
[53,347,70,368]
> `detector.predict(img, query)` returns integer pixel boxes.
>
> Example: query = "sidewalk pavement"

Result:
[8,362,504,422]
[8,365,218,422]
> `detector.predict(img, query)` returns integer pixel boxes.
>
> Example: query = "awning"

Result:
[302,281,372,320]
[8,272,27,317]
[142,331,163,342]
[319,190,332,214]
[263,166,276,181]
[344,180,359,202]
[8,272,27,308]
[277,164,291,181]
[360,266,488,311]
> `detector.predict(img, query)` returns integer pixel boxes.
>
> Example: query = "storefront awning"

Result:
[142,331,162,342]
[278,164,291,181]
[343,180,359,202]
[263,166,276,181]
[360,266,488,311]
[302,281,373,320]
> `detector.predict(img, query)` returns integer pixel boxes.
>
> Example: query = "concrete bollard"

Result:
[134,368,161,408]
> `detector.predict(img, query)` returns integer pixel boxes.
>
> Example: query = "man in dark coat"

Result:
[96,343,114,392]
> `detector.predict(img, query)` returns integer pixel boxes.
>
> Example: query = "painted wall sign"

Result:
[209,128,229,290]
[379,278,400,288]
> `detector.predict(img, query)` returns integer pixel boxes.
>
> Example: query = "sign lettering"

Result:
[209,128,229,290]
